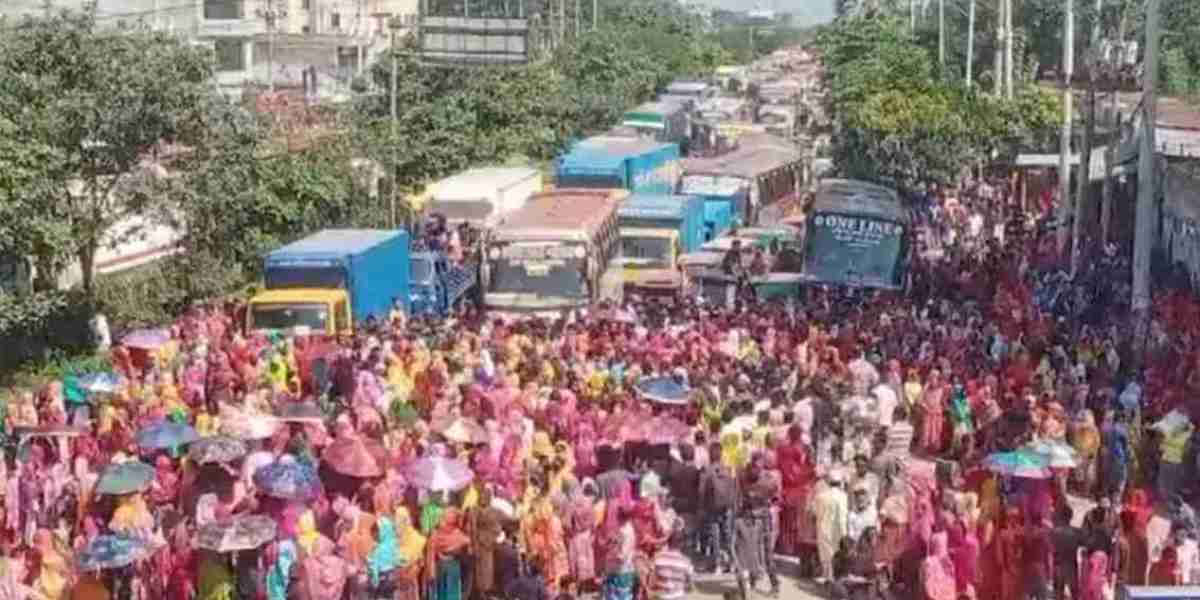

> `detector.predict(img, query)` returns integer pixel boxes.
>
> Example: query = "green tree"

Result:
[0,10,212,297]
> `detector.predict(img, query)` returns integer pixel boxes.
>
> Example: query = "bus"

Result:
[483,188,627,319]
[801,179,912,290]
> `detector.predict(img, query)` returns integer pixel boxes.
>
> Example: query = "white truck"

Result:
[423,167,542,229]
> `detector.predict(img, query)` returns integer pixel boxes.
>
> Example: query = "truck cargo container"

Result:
[555,136,681,195]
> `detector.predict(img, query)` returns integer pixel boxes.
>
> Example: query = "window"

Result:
[203,0,242,20]
[213,39,245,72]
[330,12,341,29]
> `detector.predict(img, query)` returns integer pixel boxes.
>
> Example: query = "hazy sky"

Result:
[708,0,836,26]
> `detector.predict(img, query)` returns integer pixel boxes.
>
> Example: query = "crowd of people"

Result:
[3,174,1200,600]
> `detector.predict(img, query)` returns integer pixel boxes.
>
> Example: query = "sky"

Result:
[707,0,836,27]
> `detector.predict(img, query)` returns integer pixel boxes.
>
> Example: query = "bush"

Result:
[94,252,249,334]
[0,290,94,375]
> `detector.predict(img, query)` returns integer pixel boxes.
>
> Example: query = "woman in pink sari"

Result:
[1078,549,1109,600]
[920,370,947,454]
[922,532,957,600]
[565,480,598,588]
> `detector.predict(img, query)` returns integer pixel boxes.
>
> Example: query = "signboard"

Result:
[802,212,906,289]
[418,17,530,66]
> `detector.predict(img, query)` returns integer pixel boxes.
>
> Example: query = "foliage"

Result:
[717,26,817,64]
[0,9,213,296]
[0,290,94,373]
[818,15,1061,187]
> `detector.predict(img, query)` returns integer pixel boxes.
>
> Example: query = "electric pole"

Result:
[1102,10,1128,244]
[593,0,598,30]
[966,0,975,87]
[388,16,402,230]
[938,0,945,68]
[1134,0,1162,329]
[574,0,580,38]
[993,0,1003,95]
[1003,0,1013,97]
[1057,0,1074,253]
[1072,0,1105,276]
[257,0,287,93]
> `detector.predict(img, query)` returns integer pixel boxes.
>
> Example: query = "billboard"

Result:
[418,16,530,65]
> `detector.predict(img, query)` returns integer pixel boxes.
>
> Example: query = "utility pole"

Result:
[388,16,402,230]
[1003,0,1013,97]
[356,0,366,75]
[593,0,598,30]
[1134,0,1162,330]
[574,0,580,38]
[559,0,565,47]
[1057,0,1074,253]
[1072,0,1105,276]
[257,0,287,94]
[938,0,945,68]
[966,0,975,87]
[993,0,1003,95]
[1102,9,1128,244]
[911,0,916,32]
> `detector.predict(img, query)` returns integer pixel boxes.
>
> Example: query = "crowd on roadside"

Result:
[3,172,1200,600]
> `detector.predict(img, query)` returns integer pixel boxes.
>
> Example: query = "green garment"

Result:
[198,555,236,600]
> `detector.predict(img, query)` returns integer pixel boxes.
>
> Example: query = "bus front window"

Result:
[487,243,588,299]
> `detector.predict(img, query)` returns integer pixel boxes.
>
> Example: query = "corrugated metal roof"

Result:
[494,189,627,242]
[269,229,404,259]
[682,134,800,179]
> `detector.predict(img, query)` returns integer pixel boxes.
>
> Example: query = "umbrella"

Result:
[435,417,487,444]
[983,450,1053,479]
[222,415,281,440]
[275,402,325,424]
[635,376,691,406]
[136,420,200,450]
[13,425,86,441]
[322,436,386,478]
[254,455,320,501]
[404,456,473,492]
[188,436,248,465]
[121,328,171,351]
[1023,439,1079,468]
[196,515,278,552]
[77,535,157,571]
[95,461,156,495]
[77,372,123,394]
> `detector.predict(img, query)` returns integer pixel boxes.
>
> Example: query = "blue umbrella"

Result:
[77,373,124,395]
[95,461,155,495]
[77,534,155,571]
[634,376,691,406]
[254,455,320,501]
[135,420,200,450]
[983,450,1052,479]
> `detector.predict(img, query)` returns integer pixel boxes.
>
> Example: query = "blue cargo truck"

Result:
[618,194,706,253]
[408,250,478,318]
[246,229,411,336]
[555,136,681,195]
[676,175,748,242]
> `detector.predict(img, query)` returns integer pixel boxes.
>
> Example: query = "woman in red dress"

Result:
[775,425,814,556]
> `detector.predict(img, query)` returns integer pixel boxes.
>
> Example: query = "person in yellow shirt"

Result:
[1158,417,1194,501]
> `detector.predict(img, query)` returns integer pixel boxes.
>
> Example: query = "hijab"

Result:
[394,506,426,565]
[266,540,297,600]
[367,519,399,586]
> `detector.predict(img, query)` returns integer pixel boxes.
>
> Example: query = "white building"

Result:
[1,0,420,98]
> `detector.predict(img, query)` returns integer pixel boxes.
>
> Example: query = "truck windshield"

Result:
[487,243,587,298]
[410,257,434,283]
[619,236,672,269]
[249,303,330,332]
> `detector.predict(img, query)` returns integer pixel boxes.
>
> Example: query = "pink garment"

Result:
[949,519,980,593]
[1079,550,1109,600]
[921,532,957,600]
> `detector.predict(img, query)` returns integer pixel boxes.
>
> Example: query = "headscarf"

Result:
[266,540,297,600]
[427,509,470,559]
[297,510,320,556]
[394,506,426,565]
[367,518,399,586]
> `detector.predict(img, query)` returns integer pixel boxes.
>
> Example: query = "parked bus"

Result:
[801,179,911,290]
[483,188,627,319]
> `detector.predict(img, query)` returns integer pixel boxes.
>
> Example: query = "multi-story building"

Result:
[1,0,419,97]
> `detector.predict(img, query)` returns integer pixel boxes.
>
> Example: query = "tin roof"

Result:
[682,133,800,179]
[493,188,627,242]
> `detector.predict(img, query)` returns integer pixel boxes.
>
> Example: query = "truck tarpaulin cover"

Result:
[802,179,909,290]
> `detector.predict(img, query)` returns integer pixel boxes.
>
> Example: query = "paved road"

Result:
[688,556,828,600]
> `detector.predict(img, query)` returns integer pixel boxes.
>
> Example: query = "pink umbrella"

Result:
[322,436,386,478]
[404,456,473,492]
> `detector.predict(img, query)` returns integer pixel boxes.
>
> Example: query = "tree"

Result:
[0,10,212,297]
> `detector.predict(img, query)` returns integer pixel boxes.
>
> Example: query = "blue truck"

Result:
[616,193,706,303]
[408,250,478,318]
[555,136,681,194]
[675,174,749,242]
[246,229,412,336]
[618,193,706,253]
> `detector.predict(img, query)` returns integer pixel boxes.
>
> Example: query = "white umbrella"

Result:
[404,456,473,492]
[1024,439,1079,469]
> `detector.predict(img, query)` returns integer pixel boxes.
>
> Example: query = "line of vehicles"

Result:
[243,57,911,335]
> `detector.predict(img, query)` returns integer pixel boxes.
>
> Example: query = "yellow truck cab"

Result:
[245,288,352,336]
[617,227,683,302]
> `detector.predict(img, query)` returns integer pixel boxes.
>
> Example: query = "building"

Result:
[1,0,420,98]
